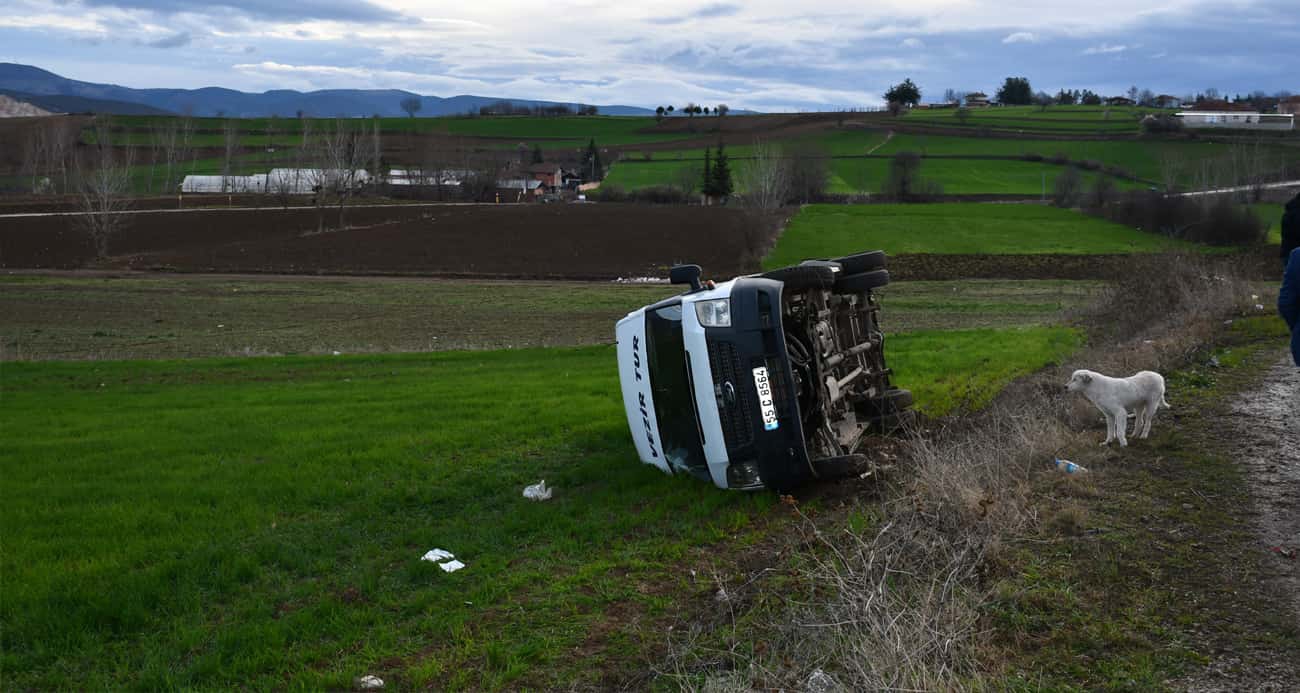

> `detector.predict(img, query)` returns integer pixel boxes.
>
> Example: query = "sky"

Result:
[1,0,1296,111]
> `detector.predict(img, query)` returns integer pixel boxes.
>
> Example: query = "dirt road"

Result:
[1228,355,1300,623]
[1179,350,1300,692]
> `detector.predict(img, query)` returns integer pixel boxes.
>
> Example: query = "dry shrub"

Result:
[1075,252,1255,348]
[1100,191,1266,247]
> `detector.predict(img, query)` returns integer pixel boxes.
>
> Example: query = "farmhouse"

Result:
[1154,95,1182,109]
[496,178,545,195]
[526,163,563,190]
[1279,96,1300,116]
[1104,96,1135,106]
[964,92,990,108]
[1175,111,1294,131]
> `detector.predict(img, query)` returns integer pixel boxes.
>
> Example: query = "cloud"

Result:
[1083,43,1127,54]
[79,0,403,23]
[4,0,1299,111]
[145,30,189,48]
[646,2,741,25]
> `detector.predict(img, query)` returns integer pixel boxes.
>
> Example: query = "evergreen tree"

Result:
[581,138,604,180]
[995,77,1033,105]
[701,148,713,197]
[710,142,733,199]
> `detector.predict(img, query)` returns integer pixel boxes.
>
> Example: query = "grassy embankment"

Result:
[987,316,1300,688]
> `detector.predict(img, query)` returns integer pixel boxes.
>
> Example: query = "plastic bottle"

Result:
[1055,458,1088,474]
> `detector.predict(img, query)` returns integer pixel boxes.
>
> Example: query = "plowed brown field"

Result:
[1,204,784,279]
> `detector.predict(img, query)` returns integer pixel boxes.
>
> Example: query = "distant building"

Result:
[1175,111,1294,131]
[181,169,371,194]
[1188,99,1254,112]
[1279,96,1300,116]
[497,178,545,194]
[1104,96,1135,106]
[526,163,563,190]
[386,169,466,187]
[964,92,990,108]
[265,168,370,194]
[1154,95,1182,109]
[180,174,267,193]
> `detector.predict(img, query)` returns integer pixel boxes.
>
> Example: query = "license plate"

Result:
[751,366,780,431]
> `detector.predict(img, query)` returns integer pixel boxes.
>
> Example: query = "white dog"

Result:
[1065,369,1170,447]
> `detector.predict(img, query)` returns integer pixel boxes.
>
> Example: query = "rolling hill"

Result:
[0,63,655,118]
[0,88,173,116]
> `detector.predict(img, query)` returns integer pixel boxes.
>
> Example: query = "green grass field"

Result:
[604,156,1135,196]
[1252,203,1285,244]
[0,276,678,360]
[874,279,1102,333]
[3,320,1078,688]
[1,274,1100,361]
[873,134,1278,183]
[902,104,1154,134]
[826,157,1136,195]
[764,204,1191,267]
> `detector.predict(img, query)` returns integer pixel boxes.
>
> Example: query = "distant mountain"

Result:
[0,63,656,118]
[0,88,172,116]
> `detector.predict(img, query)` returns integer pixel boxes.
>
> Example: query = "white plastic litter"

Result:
[522,480,553,501]
[806,668,839,693]
[420,548,466,572]
[355,674,385,689]
[421,548,453,562]
[1055,458,1088,475]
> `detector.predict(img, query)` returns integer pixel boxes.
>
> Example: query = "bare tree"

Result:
[26,118,78,194]
[156,119,180,193]
[1229,138,1273,202]
[420,138,447,199]
[400,96,422,118]
[736,140,789,210]
[784,141,830,203]
[74,118,134,259]
[1157,149,1186,193]
[266,114,279,154]
[673,162,702,198]
[370,116,384,186]
[177,115,195,188]
[268,166,300,209]
[1051,166,1082,207]
[317,119,368,228]
[21,123,47,193]
[221,120,241,193]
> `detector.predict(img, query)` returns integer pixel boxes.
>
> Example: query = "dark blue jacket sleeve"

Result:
[1282,248,1300,330]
